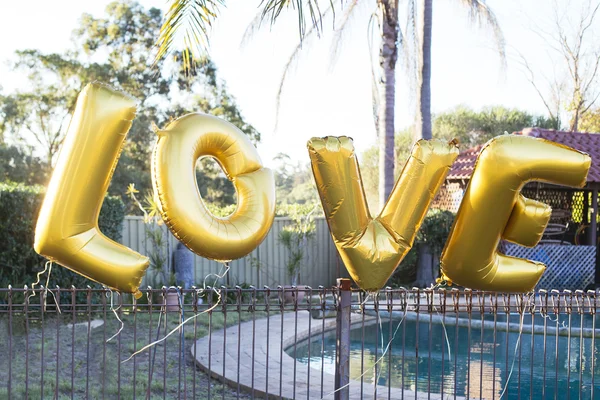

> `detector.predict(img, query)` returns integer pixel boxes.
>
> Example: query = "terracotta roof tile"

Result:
[447,128,600,184]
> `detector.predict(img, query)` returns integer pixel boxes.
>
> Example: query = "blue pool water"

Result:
[290,314,600,399]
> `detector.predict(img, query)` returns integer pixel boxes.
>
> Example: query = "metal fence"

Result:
[122,216,344,289]
[0,285,598,399]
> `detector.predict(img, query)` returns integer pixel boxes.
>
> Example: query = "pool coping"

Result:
[360,308,600,338]
[191,311,465,399]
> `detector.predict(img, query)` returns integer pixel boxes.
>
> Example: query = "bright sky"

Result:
[0,0,587,168]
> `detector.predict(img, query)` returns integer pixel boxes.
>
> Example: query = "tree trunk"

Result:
[571,106,580,131]
[415,0,433,140]
[414,243,435,287]
[377,0,399,208]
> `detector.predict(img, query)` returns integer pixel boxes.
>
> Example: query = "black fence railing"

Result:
[0,285,598,399]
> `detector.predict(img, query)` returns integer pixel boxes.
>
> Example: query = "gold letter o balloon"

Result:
[152,113,276,262]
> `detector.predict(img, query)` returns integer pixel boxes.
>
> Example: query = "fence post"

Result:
[335,278,351,400]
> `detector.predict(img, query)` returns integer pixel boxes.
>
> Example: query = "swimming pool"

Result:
[290,313,600,398]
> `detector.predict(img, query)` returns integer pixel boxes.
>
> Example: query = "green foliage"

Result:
[388,209,455,287]
[197,153,322,227]
[433,105,557,148]
[276,203,323,217]
[204,199,323,286]
[416,209,455,254]
[357,146,380,214]
[389,246,418,285]
[126,185,169,287]
[0,145,47,185]
[0,1,259,213]
[278,229,305,277]
[195,158,237,209]
[205,202,324,219]
[98,195,126,243]
[278,208,318,285]
[2,50,80,168]
[0,183,45,287]
[154,0,225,72]
[579,108,600,133]
[0,182,125,289]
[361,105,558,210]
[193,84,261,143]
[155,0,331,73]
[272,153,320,205]
[205,202,237,217]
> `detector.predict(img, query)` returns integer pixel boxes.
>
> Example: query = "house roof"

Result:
[447,128,600,184]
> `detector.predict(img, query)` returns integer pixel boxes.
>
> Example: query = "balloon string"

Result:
[374,302,385,387]
[203,262,230,289]
[42,262,61,313]
[146,291,163,392]
[320,291,408,399]
[27,261,61,314]
[27,261,50,305]
[178,288,187,390]
[122,263,229,363]
[122,289,222,363]
[432,298,452,361]
[425,283,452,360]
[498,292,533,399]
[106,290,124,343]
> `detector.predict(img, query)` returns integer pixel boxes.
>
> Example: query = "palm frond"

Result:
[403,0,418,79]
[329,0,360,65]
[240,8,267,48]
[459,0,506,68]
[273,4,335,131]
[260,0,336,42]
[394,0,418,102]
[155,0,225,72]
[367,11,381,133]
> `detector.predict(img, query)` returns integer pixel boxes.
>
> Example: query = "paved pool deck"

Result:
[191,311,464,399]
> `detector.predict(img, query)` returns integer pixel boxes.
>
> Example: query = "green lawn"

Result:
[0,302,269,399]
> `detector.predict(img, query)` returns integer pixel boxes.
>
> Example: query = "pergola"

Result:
[433,127,600,289]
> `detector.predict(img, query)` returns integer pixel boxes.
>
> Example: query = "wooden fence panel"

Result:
[122,216,344,289]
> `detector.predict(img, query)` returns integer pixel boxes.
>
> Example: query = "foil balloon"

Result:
[34,83,149,298]
[440,135,591,292]
[152,113,276,262]
[308,136,459,291]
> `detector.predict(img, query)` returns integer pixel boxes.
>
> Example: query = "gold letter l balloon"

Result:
[308,137,459,291]
[152,113,276,262]
[34,83,149,297]
[441,135,591,292]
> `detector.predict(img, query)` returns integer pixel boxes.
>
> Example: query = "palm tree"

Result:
[376,0,400,204]
[154,1,331,72]
[414,0,506,140]
[155,0,505,207]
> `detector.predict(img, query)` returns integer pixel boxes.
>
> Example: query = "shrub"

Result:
[204,202,324,218]
[275,203,323,218]
[388,209,455,287]
[417,209,455,254]
[0,182,125,290]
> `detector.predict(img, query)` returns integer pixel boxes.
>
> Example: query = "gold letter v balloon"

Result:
[441,135,591,292]
[34,83,149,298]
[308,136,459,292]
[151,113,276,262]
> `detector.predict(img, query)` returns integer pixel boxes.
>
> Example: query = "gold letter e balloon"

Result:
[440,135,591,292]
